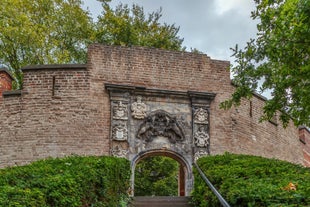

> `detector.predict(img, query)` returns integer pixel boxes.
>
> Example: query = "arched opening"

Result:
[135,156,179,196]
[131,149,190,196]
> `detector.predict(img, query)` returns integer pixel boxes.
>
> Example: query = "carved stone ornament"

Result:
[113,101,128,120]
[111,146,128,158]
[137,110,185,143]
[131,96,147,119]
[194,150,209,162]
[194,108,209,124]
[194,126,210,147]
[112,123,128,141]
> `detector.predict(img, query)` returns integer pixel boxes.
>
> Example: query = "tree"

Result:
[0,0,184,89]
[95,3,184,51]
[134,156,179,196]
[0,0,94,88]
[221,0,310,127]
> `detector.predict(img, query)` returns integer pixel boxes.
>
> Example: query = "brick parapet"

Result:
[0,45,305,167]
[0,68,13,98]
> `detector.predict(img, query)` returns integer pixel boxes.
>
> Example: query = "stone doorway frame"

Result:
[105,84,216,196]
[130,149,192,196]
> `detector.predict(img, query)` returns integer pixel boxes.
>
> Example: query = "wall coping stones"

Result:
[0,67,14,80]
[299,126,310,133]
[2,90,22,97]
[22,64,87,71]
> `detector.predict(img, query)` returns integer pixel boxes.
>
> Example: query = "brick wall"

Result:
[0,45,305,167]
[0,68,13,98]
[0,65,110,167]
[228,95,303,164]
[299,126,310,167]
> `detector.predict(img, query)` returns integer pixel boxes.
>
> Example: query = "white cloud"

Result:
[214,0,255,15]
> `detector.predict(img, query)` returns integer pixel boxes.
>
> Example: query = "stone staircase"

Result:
[130,196,193,207]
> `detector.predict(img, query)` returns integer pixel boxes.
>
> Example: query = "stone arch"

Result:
[131,149,193,196]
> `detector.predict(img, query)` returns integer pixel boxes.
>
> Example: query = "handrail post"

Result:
[193,162,231,207]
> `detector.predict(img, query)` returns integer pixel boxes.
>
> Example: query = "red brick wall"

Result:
[228,95,303,164]
[0,45,305,167]
[87,44,303,164]
[0,69,13,98]
[0,65,110,167]
[299,127,310,167]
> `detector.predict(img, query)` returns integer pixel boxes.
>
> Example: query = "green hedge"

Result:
[0,156,130,207]
[192,153,310,207]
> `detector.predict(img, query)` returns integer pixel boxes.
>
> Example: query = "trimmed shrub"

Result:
[192,153,310,207]
[0,156,130,207]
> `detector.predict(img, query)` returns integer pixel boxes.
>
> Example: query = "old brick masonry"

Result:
[0,45,309,168]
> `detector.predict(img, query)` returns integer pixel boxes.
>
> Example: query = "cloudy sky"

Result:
[83,0,258,63]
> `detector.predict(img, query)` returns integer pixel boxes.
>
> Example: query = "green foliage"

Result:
[95,3,184,51]
[192,153,310,207]
[221,0,310,127]
[0,156,130,207]
[0,0,184,89]
[134,156,179,196]
[0,0,94,89]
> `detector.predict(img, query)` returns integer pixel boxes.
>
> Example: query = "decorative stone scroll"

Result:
[131,96,147,119]
[194,108,209,124]
[111,146,128,158]
[194,126,209,147]
[113,101,128,120]
[112,123,128,141]
[194,150,209,162]
[137,110,185,143]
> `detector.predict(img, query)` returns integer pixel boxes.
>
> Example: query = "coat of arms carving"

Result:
[137,110,184,143]
[194,150,209,162]
[113,101,128,120]
[111,146,128,158]
[194,108,209,124]
[194,126,209,147]
[131,96,147,119]
[112,123,128,141]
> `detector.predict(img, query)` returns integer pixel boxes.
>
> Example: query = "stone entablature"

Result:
[105,84,216,163]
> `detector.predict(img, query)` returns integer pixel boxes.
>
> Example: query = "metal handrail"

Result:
[193,162,231,207]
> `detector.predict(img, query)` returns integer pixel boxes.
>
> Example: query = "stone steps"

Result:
[130,196,193,207]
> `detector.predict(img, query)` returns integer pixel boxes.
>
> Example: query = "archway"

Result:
[131,149,191,196]
[105,84,215,197]
[134,156,179,196]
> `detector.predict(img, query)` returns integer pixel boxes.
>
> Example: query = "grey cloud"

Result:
[85,0,258,62]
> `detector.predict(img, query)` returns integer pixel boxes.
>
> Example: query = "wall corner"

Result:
[0,68,14,98]
[299,126,310,167]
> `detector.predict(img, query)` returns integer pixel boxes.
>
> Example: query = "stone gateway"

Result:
[0,45,309,195]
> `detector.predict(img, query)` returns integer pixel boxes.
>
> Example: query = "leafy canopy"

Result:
[221,0,310,127]
[0,0,94,88]
[0,0,184,89]
[134,156,179,196]
[95,3,184,51]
